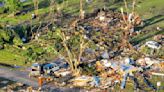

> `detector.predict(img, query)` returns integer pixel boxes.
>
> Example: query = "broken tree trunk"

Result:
[33,0,39,16]
[80,0,84,19]
[119,26,136,53]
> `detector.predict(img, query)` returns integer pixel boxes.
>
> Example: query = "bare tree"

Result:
[119,0,141,52]
[80,0,84,19]
[33,0,39,16]
[57,30,89,76]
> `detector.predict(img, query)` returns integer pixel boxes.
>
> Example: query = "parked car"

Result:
[29,63,41,77]
[29,63,60,77]
[145,41,161,49]
[43,63,60,74]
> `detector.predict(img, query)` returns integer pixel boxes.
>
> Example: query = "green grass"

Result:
[0,46,26,66]
[136,0,164,29]
[0,6,50,25]
[136,0,164,17]
[129,0,164,45]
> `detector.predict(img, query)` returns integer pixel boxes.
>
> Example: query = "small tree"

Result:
[56,29,89,76]
[119,0,141,52]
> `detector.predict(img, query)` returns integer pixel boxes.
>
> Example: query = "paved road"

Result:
[0,68,84,92]
[0,68,38,87]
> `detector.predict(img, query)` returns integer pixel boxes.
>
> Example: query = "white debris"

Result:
[144,57,155,66]
[124,58,135,65]
[157,81,161,87]
[152,72,164,76]
[145,41,161,49]
[66,36,70,40]
[71,76,92,87]
[83,35,88,39]
[128,13,133,23]
[53,26,56,30]
[137,57,161,66]
[99,16,105,21]
[54,70,71,77]
[156,27,162,31]
[101,59,111,67]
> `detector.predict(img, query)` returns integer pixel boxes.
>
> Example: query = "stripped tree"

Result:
[33,0,39,16]
[80,0,84,19]
[56,29,89,76]
[119,0,141,52]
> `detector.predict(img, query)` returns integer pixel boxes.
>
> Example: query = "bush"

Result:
[0,7,5,14]
[140,45,164,58]
[2,0,22,14]
[13,35,23,45]
[0,30,10,42]
[155,47,164,59]
[0,38,4,50]
[140,46,151,54]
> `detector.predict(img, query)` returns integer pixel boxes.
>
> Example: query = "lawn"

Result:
[0,47,26,66]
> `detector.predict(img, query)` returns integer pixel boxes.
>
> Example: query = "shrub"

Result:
[13,35,23,45]
[3,0,22,14]
[0,30,10,42]
[140,46,151,55]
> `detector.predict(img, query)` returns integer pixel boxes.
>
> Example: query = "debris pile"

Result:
[28,56,163,91]
[76,9,141,34]
[0,82,32,92]
[25,8,164,91]
[77,9,123,33]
